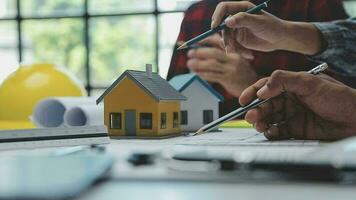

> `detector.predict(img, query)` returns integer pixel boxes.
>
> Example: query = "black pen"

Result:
[193,63,329,136]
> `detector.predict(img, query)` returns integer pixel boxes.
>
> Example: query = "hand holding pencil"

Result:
[211,0,324,57]
[193,63,329,136]
[177,0,270,50]
[194,62,356,141]
[239,65,356,141]
[211,0,284,56]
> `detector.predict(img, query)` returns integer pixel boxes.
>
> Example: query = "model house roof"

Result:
[96,67,186,104]
[169,73,224,101]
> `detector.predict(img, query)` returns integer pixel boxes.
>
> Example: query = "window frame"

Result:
[110,112,122,129]
[140,112,153,129]
[160,112,167,129]
[0,0,191,95]
[203,110,213,125]
[173,111,179,128]
[180,110,188,125]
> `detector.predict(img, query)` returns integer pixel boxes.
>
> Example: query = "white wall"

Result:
[180,80,220,132]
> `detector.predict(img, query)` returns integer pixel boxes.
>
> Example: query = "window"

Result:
[203,110,213,124]
[173,112,179,128]
[140,113,152,129]
[110,113,121,129]
[0,0,200,89]
[180,110,187,125]
[160,112,167,129]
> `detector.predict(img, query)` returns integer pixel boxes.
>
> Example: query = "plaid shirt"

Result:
[313,18,356,85]
[167,0,349,116]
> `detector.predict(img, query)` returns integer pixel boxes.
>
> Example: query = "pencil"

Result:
[177,0,271,50]
[176,41,205,50]
[193,63,329,136]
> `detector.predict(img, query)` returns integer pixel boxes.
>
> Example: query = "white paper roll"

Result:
[32,97,97,128]
[64,105,104,127]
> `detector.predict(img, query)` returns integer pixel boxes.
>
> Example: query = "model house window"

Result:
[110,113,121,129]
[161,113,167,129]
[181,110,188,125]
[173,112,179,128]
[140,113,152,129]
[203,110,213,124]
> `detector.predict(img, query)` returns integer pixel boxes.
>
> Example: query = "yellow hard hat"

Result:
[0,63,86,130]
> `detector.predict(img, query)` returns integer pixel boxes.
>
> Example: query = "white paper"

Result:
[177,129,319,146]
[32,97,97,128]
[64,105,104,127]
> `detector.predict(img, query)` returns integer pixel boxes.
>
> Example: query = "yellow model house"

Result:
[96,64,186,137]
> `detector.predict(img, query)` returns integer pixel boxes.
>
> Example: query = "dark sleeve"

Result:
[312,18,356,77]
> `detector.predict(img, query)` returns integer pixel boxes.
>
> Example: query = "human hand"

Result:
[239,70,356,140]
[187,35,258,97]
[212,1,322,56]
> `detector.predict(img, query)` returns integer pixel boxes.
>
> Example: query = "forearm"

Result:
[279,21,323,56]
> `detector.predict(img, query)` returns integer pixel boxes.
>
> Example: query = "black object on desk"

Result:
[128,153,156,166]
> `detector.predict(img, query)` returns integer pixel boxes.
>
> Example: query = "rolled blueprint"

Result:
[64,105,104,127]
[32,97,97,128]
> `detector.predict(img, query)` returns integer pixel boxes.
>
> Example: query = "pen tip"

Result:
[177,43,188,50]
[193,129,203,136]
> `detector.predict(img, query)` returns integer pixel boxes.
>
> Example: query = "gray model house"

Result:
[169,74,224,132]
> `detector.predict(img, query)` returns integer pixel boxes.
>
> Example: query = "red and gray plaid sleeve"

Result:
[167,0,219,81]
[307,0,349,22]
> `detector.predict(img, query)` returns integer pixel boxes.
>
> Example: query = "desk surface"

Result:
[80,128,356,200]
[79,181,356,200]
[3,128,355,200]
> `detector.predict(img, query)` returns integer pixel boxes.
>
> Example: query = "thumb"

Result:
[256,70,318,99]
[211,1,255,28]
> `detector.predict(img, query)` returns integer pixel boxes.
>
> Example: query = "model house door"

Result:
[125,110,136,136]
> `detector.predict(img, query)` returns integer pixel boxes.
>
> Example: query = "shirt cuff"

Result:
[312,22,346,60]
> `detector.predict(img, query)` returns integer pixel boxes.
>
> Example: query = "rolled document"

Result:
[32,97,97,128]
[64,105,104,127]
